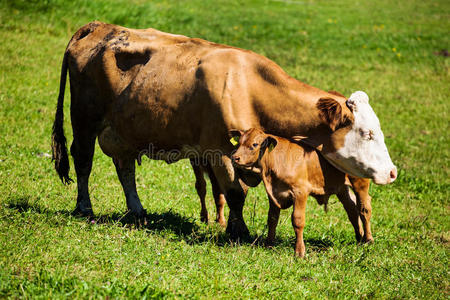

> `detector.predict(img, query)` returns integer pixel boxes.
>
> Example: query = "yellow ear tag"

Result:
[230,136,239,146]
[268,143,275,152]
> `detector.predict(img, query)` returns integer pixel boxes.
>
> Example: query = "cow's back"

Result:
[67,22,239,149]
[65,22,330,157]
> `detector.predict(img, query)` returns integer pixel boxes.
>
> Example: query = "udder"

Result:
[98,126,135,159]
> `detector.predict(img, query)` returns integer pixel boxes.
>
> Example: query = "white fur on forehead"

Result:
[348,91,369,104]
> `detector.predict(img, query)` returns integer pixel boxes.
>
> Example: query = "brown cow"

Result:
[231,128,366,257]
[52,22,395,240]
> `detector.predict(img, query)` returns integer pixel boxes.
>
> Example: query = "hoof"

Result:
[355,233,363,243]
[200,214,209,224]
[362,236,374,244]
[136,217,148,227]
[264,239,275,248]
[72,206,94,217]
[226,218,250,241]
[216,217,227,228]
[128,208,147,218]
[128,209,148,226]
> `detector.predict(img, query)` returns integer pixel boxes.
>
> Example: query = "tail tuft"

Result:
[51,52,73,185]
[52,122,73,185]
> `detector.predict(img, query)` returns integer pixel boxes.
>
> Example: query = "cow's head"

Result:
[304,91,397,185]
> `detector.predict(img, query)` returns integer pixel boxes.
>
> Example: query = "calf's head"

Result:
[311,91,397,185]
[230,128,277,168]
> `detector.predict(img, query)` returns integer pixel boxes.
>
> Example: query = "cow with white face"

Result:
[52,22,396,242]
[318,91,397,185]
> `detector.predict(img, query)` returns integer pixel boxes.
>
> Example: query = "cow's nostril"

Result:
[390,168,397,180]
[232,156,240,162]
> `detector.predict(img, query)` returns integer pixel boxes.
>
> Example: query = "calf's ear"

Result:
[263,136,278,152]
[229,129,243,146]
[317,97,343,131]
[229,129,243,137]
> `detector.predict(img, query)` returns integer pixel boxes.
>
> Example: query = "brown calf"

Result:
[231,128,365,257]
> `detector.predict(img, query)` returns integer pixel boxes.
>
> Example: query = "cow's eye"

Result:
[360,129,374,140]
[252,143,259,147]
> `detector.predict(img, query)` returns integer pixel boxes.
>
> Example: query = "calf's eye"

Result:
[252,143,259,147]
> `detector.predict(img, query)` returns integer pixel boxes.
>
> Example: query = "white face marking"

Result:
[324,91,397,185]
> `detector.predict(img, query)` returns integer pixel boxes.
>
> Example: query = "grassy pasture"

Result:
[0,0,448,298]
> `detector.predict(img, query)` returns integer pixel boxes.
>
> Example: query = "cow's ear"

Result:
[290,135,308,142]
[229,129,243,146]
[291,136,323,151]
[317,97,343,131]
[346,91,369,112]
[263,136,278,152]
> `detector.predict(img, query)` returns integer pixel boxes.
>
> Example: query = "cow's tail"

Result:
[51,52,73,185]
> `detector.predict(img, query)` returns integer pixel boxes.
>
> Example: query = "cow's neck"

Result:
[253,81,334,138]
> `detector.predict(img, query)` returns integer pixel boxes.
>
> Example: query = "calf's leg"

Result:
[292,194,307,257]
[206,164,226,227]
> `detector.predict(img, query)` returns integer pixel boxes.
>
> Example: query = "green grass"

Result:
[0,0,448,298]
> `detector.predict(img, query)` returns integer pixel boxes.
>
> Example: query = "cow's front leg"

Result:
[113,157,146,218]
[337,186,363,242]
[225,187,249,240]
[209,156,249,240]
[266,201,280,246]
[349,177,373,243]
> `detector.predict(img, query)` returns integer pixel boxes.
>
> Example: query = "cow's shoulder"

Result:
[197,44,294,90]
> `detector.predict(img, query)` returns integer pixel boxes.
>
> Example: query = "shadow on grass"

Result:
[6,197,201,238]
[305,238,334,252]
[5,197,334,252]
[7,197,73,216]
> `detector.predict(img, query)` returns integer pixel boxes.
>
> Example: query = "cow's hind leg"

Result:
[114,157,146,218]
[70,125,97,217]
[69,73,107,217]
[190,158,209,224]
